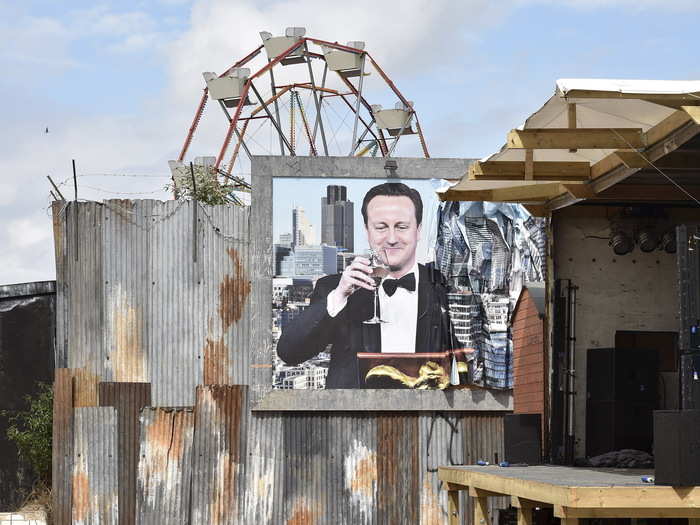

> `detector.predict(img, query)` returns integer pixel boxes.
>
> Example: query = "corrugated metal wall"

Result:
[52,200,508,524]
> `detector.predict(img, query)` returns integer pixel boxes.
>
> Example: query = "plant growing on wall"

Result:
[165,164,247,206]
[3,382,53,485]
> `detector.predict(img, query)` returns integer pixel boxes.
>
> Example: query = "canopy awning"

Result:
[440,78,700,214]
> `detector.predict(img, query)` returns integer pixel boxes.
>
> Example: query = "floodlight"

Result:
[660,231,676,254]
[609,230,634,255]
[636,227,659,253]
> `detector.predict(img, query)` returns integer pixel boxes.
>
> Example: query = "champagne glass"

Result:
[363,249,389,324]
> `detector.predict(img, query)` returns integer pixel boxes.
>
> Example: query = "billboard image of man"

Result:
[277,182,459,389]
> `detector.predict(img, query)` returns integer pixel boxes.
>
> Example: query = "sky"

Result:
[2,0,700,285]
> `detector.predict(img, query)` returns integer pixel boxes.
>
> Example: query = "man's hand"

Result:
[335,256,376,298]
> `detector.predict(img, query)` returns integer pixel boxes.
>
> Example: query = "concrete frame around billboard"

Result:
[250,155,513,411]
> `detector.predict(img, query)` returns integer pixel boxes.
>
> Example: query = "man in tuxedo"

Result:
[277,182,457,388]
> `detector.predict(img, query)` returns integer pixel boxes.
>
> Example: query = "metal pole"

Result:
[72,159,78,201]
[218,101,252,161]
[305,43,329,156]
[268,61,286,156]
[387,112,413,157]
[349,53,366,156]
[71,159,78,261]
[351,119,374,156]
[250,82,295,155]
[566,281,577,464]
[312,62,328,147]
[47,176,66,201]
[190,162,198,263]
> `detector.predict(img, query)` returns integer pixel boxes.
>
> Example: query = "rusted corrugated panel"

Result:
[58,202,105,377]
[462,414,508,519]
[191,385,248,524]
[244,413,284,524]
[377,414,420,524]
[148,200,201,406]
[55,199,251,407]
[245,413,379,525]
[136,407,194,524]
[282,413,330,524]
[199,204,251,387]
[72,407,118,525]
[333,414,378,525]
[52,369,73,525]
[103,200,152,386]
[419,413,467,525]
[99,382,152,525]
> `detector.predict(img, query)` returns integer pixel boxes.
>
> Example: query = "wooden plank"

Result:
[645,110,692,146]
[568,103,577,153]
[446,483,462,525]
[470,161,590,180]
[507,128,644,149]
[613,150,649,168]
[438,468,571,506]
[474,495,489,525]
[682,105,700,124]
[595,184,700,202]
[469,487,505,498]
[517,506,533,525]
[522,205,548,217]
[555,506,700,519]
[559,89,700,108]
[590,112,694,180]
[525,150,534,180]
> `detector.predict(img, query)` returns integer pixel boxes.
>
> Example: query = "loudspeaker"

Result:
[654,410,700,486]
[587,348,658,402]
[504,413,541,465]
[587,400,654,457]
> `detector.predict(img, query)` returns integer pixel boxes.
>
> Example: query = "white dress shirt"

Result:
[378,263,418,353]
[326,262,419,353]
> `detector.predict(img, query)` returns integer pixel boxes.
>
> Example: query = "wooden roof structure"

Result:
[439,79,700,215]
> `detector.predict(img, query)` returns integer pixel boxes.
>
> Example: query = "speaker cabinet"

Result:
[586,348,658,457]
[654,410,700,486]
[504,413,541,465]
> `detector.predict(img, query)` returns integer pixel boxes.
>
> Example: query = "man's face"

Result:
[365,195,421,275]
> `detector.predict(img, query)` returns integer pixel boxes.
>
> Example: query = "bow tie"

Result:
[382,273,416,296]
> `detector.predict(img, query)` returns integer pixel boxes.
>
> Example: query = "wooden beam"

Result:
[474,494,489,525]
[554,506,700,519]
[469,161,590,181]
[568,103,577,153]
[469,487,504,498]
[562,184,596,199]
[682,105,700,124]
[446,483,462,525]
[507,128,645,149]
[594,184,700,202]
[525,149,534,179]
[591,111,693,179]
[560,89,700,108]
[613,150,649,169]
[512,496,551,509]
[523,204,548,217]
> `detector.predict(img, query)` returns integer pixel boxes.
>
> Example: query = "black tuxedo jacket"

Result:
[277,263,457,388]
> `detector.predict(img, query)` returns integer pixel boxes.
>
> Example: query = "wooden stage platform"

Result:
[439,465,700,525]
